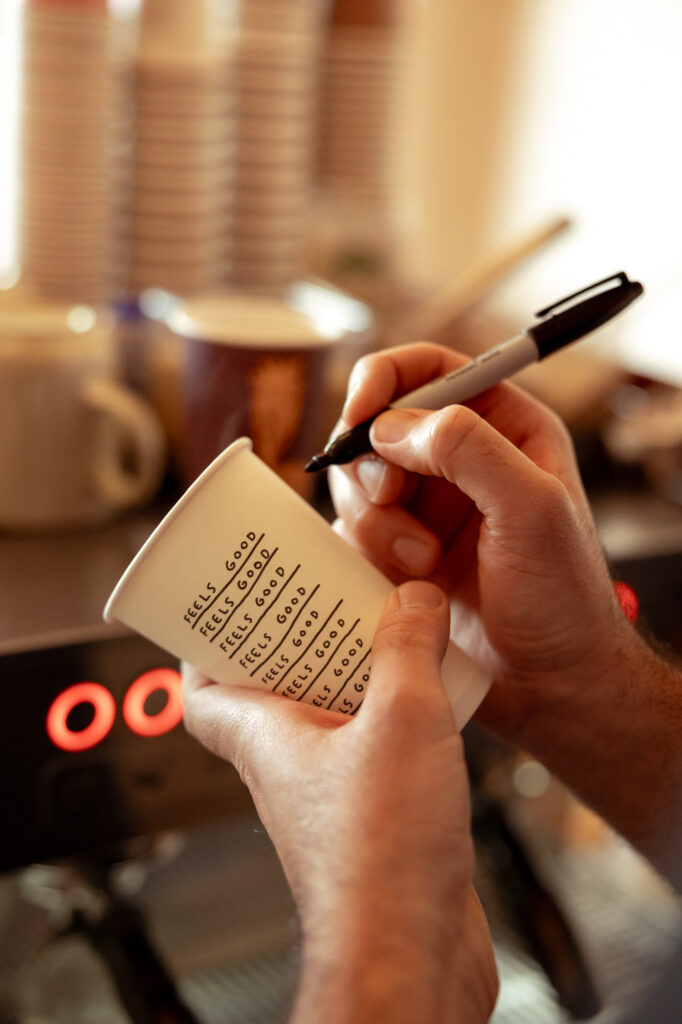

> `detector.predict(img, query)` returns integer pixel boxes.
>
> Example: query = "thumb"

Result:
[361,581,453,727]
[370,405,561,531]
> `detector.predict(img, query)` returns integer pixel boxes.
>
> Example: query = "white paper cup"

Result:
[104,438,489,727]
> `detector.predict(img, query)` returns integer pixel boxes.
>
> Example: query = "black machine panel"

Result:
[0,631,250,873]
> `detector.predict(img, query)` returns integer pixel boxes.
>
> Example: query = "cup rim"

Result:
[166,294,342,346]
[103,436,253,624]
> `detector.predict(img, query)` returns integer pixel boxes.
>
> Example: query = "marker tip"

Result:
[304,453,331,473]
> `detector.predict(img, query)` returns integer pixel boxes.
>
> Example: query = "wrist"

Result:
[292,897,459,1024]
[510,623,682,867]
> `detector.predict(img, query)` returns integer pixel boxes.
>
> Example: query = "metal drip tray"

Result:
[2,812,679,1023]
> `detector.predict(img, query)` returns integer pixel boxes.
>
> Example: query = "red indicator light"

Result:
[46,682,116,752]
[122,668,184,737]
[614,580,639,624]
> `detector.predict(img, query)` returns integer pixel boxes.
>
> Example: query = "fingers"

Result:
[328,344,470,513]
[370,404,571,536]
[340,341,569,456]
[329,342,589,591]
[361,581,454,730]
[331,398,566,577]
[182,663,341,786]
[334,342,580,510]
[183,582,453,754]
[348,455,406,507]
[330,472,442,577]
[332,345,468,509]
[340,342,470,430]
[183,664,270,771]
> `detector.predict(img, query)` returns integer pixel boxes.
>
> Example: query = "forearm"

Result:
[516,626,682,876]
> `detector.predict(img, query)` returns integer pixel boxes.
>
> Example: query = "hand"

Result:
[329,342,628,738]
[329,343,682,870]
[183,581,498,1024]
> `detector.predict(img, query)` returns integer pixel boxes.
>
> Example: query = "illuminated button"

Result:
[46,682,116,752]
[122,668,184,737]
[614,580,639,623]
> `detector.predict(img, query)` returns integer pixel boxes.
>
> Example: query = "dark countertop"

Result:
[0,504,169,654]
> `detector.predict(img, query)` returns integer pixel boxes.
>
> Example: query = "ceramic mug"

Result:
[166,284,374,498]
[0,301,166,529]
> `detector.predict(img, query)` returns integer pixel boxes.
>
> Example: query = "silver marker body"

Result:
[390,333,539,412]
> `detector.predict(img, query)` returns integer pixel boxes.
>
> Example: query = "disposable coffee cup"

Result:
[104,438,489,727]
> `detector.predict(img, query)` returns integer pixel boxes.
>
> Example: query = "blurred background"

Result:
[0,1,680,1022]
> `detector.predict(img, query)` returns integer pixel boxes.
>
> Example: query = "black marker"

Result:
[305,272,643,472]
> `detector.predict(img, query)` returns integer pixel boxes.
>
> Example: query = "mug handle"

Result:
[83,377,166,511]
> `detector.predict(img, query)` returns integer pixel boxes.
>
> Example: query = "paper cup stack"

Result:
[314,0,405,273]
[126,0,236,298]
[18,0,136,305]
[229,0,329,294]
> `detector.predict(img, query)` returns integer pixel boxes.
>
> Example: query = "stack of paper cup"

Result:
[229,0,329,293]
[17,0,135,305]
[127,0,235,298]
[314,0,405,277]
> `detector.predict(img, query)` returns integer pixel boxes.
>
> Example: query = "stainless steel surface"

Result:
[1,813,679,1023]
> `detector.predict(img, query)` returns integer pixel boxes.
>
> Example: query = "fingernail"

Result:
[372,409,417,445]
[356,456,387,502]
[392,536,436,575]
[397,580,444,609]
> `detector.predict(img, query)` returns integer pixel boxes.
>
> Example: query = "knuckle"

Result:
[344,498,384,554]
[347,352,381,394]
[354,351,379,375]
[525,475,575,538]
[535,473,571,517]
[352,497,377,535]
[543,405,573,450]
[374,608,439,654]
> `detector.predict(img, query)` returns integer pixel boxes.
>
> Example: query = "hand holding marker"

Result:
[305,272,643,472]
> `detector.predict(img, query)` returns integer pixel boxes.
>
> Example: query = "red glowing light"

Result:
[614,580,639,624]
[122,668,184,737]
[46,682,116,752]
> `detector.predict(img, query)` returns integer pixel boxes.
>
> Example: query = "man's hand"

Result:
[183,580,498,1024]
[328,342,682,871]
[329,342,627,728]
